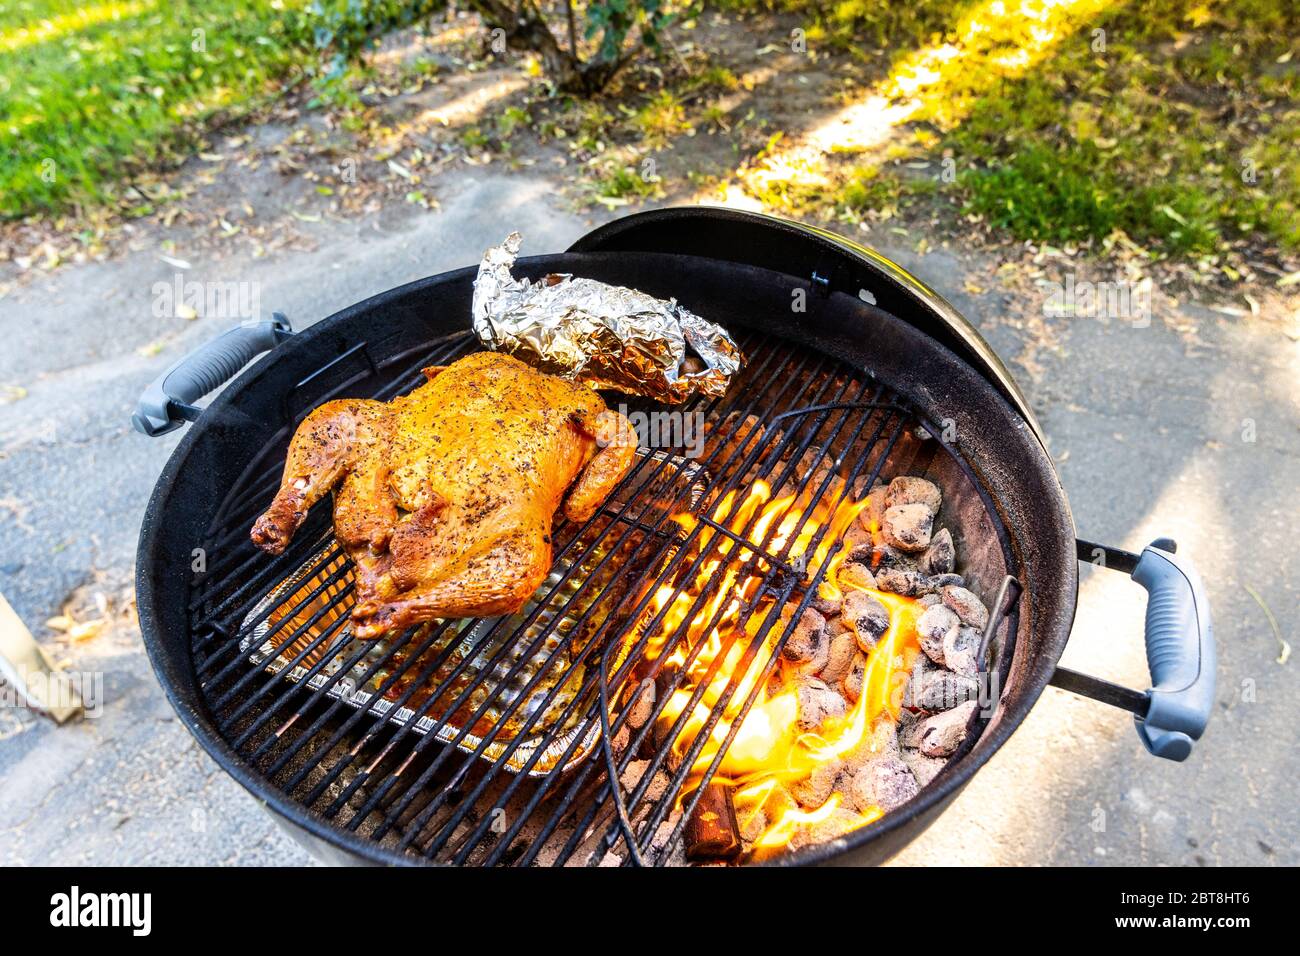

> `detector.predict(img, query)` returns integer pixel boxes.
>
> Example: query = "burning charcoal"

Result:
[841,717,900,774]
[779,606,827,664]
[709,412,766,471]
[842,652,867,703]
[819,624,859,687]
[794,633,831,678]
[943,625,983,678]
[842,589,889,652]
[928,572,964,589]
[920,528,956,575]
[625,678,656,730]
[852,475,886,503]
[619,759,650,794]
[902,654,934,711]
[790,757,845,808]
[919,593,941,607]
[885,476,941,514]
[788,807,867,850]
[790,445,835,475]
[912,668,979,713]
[809,584,842,617]
[620,759,673,805]
[853,479,888,529]
[901,700,978,757]
[848,754,920,813]
[812,464,842,499]
[843,522,873,554]
[916,604,959,666]
[739,807,768,845]
[848,542,917,572]
[650,811,688,866]
[757,781,800,822]
[882,503,934,553]
[874,567,928,597]
[612,722,631,756]
[941,585,989,630]
[900,748,948,788]
[838,561,876,592]
[796,677,847,730]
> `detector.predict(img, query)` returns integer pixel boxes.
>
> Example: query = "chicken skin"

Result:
[251,351,638,638]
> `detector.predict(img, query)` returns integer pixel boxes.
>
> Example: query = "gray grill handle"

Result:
[131,313,293,437]
[1051,538,1215,762]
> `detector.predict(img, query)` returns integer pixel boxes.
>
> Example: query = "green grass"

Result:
[941,0,1300,257]
[727,0,1300,261]
[0,0,329,218]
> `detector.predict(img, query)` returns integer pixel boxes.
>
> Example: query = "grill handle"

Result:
[1051,538,1215,762]
[131,314,294,436]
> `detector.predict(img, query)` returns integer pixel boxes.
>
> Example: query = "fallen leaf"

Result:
[68,619,106,642]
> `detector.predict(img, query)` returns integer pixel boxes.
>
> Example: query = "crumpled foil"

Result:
[471,232,743,404]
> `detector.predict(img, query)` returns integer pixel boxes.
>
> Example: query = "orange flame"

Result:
[645,476,921,853]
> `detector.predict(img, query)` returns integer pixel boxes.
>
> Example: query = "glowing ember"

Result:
[643,476,923,854]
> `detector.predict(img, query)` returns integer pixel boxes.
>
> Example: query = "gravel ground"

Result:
[1,169,1295,867]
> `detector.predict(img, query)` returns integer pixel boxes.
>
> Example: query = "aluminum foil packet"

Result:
[472,232,743,404]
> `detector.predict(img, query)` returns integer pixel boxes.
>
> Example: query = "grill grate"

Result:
[187,330,924,865]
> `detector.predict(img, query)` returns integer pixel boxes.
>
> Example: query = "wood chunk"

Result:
[684,783,741,861]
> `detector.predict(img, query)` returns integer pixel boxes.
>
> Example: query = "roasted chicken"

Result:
[251,351,638,637]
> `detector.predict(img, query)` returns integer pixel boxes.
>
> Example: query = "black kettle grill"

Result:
[133,207,1214,866]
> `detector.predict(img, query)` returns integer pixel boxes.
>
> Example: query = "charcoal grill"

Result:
[133,207,1214,866]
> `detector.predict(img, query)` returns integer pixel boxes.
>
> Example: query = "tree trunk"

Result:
[465,0,630,94]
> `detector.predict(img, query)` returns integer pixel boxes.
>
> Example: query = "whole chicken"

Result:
[251,351,638,638]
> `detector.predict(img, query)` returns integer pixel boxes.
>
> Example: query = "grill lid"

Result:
[569,207,1043,446]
